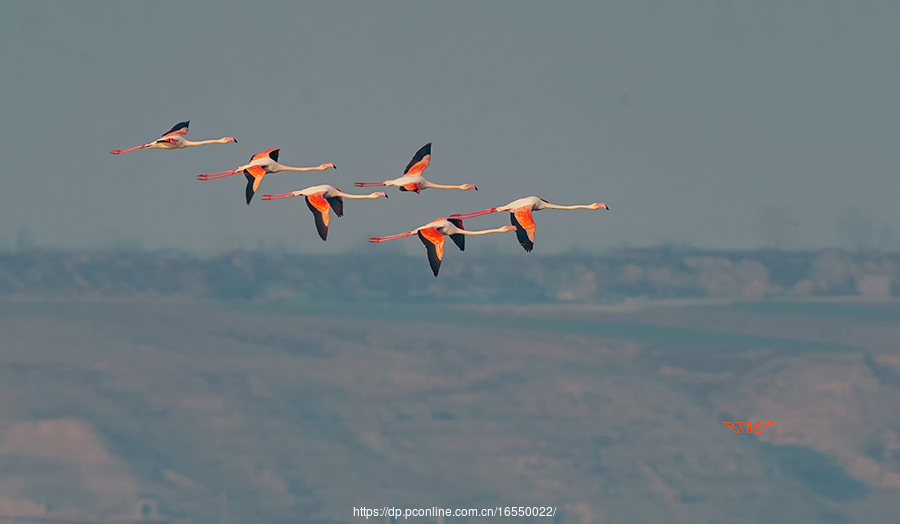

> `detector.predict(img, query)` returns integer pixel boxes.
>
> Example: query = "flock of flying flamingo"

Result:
[110,121,610,276]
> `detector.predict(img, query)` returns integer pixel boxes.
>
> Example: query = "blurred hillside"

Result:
[0,298,899,524]
[1,247,900,523]
[0,247,897,303]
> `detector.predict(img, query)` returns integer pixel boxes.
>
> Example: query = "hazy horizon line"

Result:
[2,242,899,258]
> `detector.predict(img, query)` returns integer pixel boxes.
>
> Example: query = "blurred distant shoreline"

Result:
[0,246,897,305]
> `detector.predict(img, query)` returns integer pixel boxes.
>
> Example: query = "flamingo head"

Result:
[375,191,388,199]
[324,163,337,170]
[501,225,518,232]
[225,137,237,143]
[463,184,478,191]
[591,202,609,210]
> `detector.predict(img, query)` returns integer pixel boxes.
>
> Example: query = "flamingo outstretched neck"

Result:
[427,183,478,191]
[182,137,237,146]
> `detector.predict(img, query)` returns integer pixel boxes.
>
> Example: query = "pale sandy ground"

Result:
[0,298,898,524]
[464,295,900,315]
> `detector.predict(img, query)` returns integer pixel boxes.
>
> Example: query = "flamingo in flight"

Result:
[355,143,477,194]
[110,121,236,154]
[196,148,336,205]
[369,218,516,277]
[262,185,388,241]
[449,196,609,252]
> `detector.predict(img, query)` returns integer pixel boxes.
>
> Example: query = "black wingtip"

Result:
[244,171,256,205]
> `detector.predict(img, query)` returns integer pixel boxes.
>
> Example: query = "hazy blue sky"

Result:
[2,1,898,255]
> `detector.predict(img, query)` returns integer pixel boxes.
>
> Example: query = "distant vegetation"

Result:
[0,247,897,303]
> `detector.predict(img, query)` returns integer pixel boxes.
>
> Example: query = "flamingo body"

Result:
[449,196,609,252]
[110,121,236,154]
[354,143,477,193]
[197,149,337,204]
[262,184,387,241]
[369,218,515,276]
